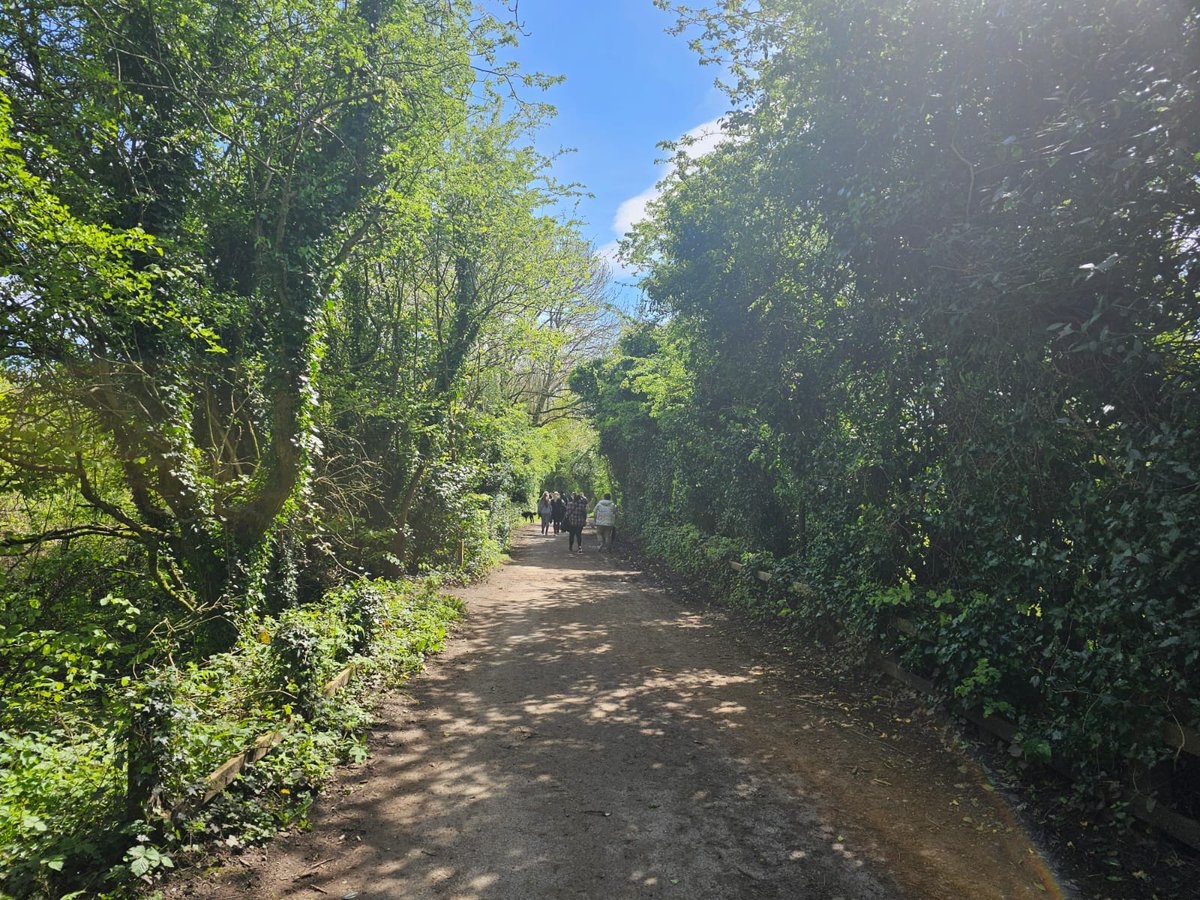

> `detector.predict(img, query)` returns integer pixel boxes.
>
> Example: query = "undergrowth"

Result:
[0,579,461,899]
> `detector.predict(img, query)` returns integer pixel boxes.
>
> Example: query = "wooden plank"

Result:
[180,665,357,816]
[1162,721,1200,758]
[322,664,355,698]
[875,655,936,696]
[245,730,286,765]
[1130,794,1200,852]
[961,708,1019,745]
[201,751,250,805]
[726,560,773,583]
[200,730,286,805]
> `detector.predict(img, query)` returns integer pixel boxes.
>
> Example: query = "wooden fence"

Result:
[170,663,357,819]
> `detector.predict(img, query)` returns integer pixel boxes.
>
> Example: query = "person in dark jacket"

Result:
[551,492,566,534]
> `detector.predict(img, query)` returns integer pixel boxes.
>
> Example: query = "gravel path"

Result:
[181,528,1061,899]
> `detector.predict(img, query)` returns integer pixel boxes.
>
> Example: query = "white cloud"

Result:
[606,116,729,277]
[678,117,729,159]
[613,185,661,237]
[596,240,624,274]
[597,239,620,262]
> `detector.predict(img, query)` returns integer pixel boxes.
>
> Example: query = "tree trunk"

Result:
[389,460,429,574]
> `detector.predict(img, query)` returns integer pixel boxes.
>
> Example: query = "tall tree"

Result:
[322,116,612,570]
[0,0,507,644]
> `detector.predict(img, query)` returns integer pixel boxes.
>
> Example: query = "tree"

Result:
[322,115,614,570]
[1,0,511,644]
[599,0,1200,782]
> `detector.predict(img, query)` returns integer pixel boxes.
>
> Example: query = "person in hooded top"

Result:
[551,492,566,534]
[592,493,617,551]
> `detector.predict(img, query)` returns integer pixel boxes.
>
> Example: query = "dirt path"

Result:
[182,528,1065,899]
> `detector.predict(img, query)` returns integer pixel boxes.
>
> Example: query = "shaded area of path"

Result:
[181,528,1061,899]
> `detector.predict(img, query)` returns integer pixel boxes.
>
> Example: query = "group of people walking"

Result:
[535,491,618,552]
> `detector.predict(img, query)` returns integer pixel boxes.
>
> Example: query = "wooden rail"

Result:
[1130,795,1200,851]
[322,664,355,698]
[724,557,1200,850]
[201,731,286,805]
[1163,721,1200,757]
[172,663,358,818]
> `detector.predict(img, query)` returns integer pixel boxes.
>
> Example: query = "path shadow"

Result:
[280,528,895,899]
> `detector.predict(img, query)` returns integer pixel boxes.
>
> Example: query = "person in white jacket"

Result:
[592,494,618,551]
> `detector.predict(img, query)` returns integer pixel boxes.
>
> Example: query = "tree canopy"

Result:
[581,0,1200,788]
[0,1,611,892]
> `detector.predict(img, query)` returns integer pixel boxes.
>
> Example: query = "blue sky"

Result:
[501,1,728,301]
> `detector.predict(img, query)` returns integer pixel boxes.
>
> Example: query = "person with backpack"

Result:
[592,493,617,551]
[565,491,589,552]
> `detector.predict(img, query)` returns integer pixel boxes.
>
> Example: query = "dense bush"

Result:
[579,0,1200,798]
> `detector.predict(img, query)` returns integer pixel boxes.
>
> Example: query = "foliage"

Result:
[0,0,610,895]
[0,579,460,898]
[582,0,1200,803]
[0,732,123,895]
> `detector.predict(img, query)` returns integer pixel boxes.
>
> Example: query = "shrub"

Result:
[0,578,461,898]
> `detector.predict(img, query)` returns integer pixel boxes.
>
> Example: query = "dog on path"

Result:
[520,510,537,523]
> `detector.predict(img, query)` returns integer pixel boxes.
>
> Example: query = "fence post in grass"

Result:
[274,620,322,719]
[125,674,176,821]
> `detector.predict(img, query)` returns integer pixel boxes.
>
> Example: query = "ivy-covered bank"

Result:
[1,579,461,897]
[576,0,1200,814]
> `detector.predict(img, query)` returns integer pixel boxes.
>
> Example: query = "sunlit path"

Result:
[8,2,1197,896]
[180,529,1061,899]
